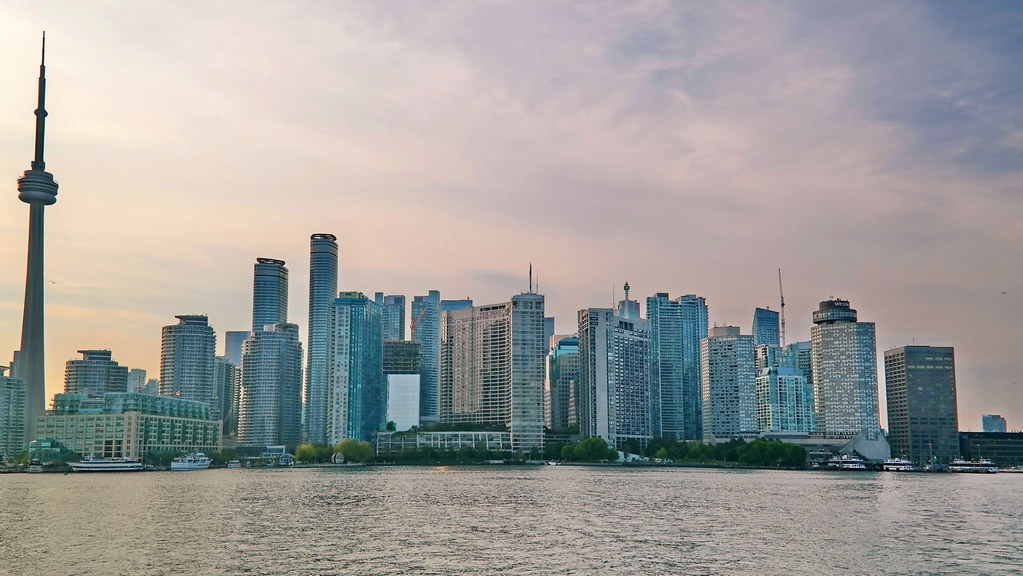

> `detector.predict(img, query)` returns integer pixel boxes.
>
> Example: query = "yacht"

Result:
[947,458,999,473]
[226,460,241,469]
[882,458,916,472]
[68,457,144,472]
[170,452,212,471]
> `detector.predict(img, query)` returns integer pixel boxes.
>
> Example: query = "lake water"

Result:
[1,466,1021,575]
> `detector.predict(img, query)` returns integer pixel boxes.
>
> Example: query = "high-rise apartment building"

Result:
[376,293,407,341]
[126,368,147,394]
[251,258,288,333]
[645,294,709,440]
[884,346,959,465]
[701,326,757,441]
[752,307,781,348]
[224,331,249,366]
[412,290,441,424]
[440,293,546,450]
[305,233,338,444]
[64,350,128,397]
[159,315,217,416]
[578,301,655,451]
[545,336,579,431]
[983,414,1007,433]
[755,365,813,434]
[0,367,26,458]
[238,323,303,448]
[330,292,384,442]
[215,356,238,439]
[810,299,880,437]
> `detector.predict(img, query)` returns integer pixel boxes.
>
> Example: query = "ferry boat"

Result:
[68,457,144,473]
[947,457,999,473]
[826,454,868,470]
[882,458,916,472]
[170,452,211,471]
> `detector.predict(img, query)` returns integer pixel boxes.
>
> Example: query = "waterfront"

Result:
[1,466,1021,575]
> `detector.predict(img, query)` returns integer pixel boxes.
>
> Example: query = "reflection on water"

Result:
[1,467,1021,575]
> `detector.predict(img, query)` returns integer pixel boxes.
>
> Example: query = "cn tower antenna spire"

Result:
[32,32,48,171]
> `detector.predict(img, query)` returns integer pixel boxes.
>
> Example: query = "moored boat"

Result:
[68,457,144,473]
[882,458,916,472]
[226,460,241,469]
[947,458,998,473]
[826,454,868,470]
[170,452,211,471]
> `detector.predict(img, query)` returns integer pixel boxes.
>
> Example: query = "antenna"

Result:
[778,268,786,348]
[529,262,533,293]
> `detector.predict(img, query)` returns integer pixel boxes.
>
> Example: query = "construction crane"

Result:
[410,304,429,341]
[778,268,786,348]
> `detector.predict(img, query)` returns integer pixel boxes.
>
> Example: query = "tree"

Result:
[295,443,318,463]
[560,443,575,461]
[654,447,670,461]
[386,421,397,432]
[335,438,374,463]
[573,437,615,462]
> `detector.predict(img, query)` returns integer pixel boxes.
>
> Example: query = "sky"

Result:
[1,1,1021,432]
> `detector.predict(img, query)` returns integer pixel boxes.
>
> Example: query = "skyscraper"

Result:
[810,299,880,437]
[752,307,780,348]
[375,293,407,341]
[159,315,217,416]
[647,293,685,439]
[64,350,128,397]
[215,356,238,439]
[252,258,288,333]
[884,346,959,465]
[126,368,148,394]
[0,366,26,458]
[412,290,441,423]
[755,365,813,434]
[330,292,384,442]
[238,323,303,448]
[305,233,338,444]
[15,36,58,443]
[545,336,579,431]
[577,300,655,451]
[440,293,546,450]
[680,295,708,439]
[383,340,421,432]
[224,331,249,366]
[701,326,757,441]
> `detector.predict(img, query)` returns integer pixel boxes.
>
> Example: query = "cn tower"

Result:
[15,34,59,444]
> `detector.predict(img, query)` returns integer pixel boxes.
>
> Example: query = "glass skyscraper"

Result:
[305,233,338,444]
[752,307,780,348]
[884,346,958,465]
[238,323,303,449]
[375,293,406,341]
[331,292,384,442]
[159,315,217,416]
[545,336,579,431]
[412,290,441,424]
[252,258,288,333]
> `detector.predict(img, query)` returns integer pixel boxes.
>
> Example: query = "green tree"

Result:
[573,437,615,462]
[295,443,318,463]
[335,438,374,463]
[654,447,670,461]
[386,421,397,431]
[560,443,575,461]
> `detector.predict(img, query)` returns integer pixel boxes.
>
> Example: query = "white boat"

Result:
[826,454,868,470]
[882,458,916,472]
[226,460,241,469]
[170,452,211,471]
[68,457,144,472]
[947,457,999,473]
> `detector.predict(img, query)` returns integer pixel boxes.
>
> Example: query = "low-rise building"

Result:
[35,392,222,460]
[376,430,512,455]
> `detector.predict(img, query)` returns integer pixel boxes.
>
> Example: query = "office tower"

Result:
[252,258,288,333]
[14,37,58,443]
[305,233,338,444]
[330,293,384,442]
[782,341,812,386]
[159,315,217,416]
[224,331,249,366]
[384,340,420,432]
[982,414,1007,433]
[545,336,579,431]
[440,293,546,449]
[64,350,129,397]
[884,346,959,465]
[375,293,407,341]
[810,299,880,437]
[238,323,302,448]
[0,367,26,458]
[126,368,147,394]
[701,326,757,441]
[412,290,441,423]
[646,293,708,440]
[578,301,655,451]
[752,307,781,348]
[215,356,238,438]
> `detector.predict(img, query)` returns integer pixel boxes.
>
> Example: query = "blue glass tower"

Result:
[305,233,338,444]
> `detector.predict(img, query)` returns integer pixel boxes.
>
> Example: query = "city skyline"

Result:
[2,3,1022,431]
